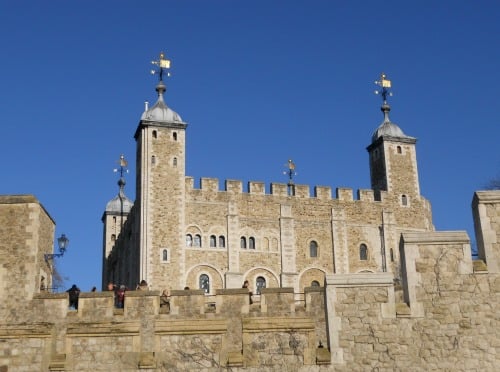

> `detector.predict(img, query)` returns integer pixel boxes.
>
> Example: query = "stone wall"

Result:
[0,288,328,371]
[0,195,55,322]
[1,191,500,370]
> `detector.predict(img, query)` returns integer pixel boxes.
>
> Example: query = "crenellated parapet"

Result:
[183,176,423,205]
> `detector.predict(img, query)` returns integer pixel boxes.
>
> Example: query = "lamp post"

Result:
[44,234,69,263]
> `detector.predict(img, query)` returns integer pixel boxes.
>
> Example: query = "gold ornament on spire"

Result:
[151,51,172,81]
[374,72,393,104]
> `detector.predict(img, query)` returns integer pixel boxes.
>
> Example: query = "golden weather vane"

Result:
[283,159,297,196]
[374,73,393,104]
[113,154,129,178]
[150,52,171,81]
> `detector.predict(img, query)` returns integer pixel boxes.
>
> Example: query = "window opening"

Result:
[199,274,210,294]
[162,249,168,261]
[309,240,318,257]
[256,276,266,294]
[186,234,193,247]
[194,234,201,247]
[152,130,157,139]
[240,237,247,249]
[249,237,255,249]
[311,280,320,287]
[218,236,225,248]
[402,194,408,206]
[173,132,177,141]
[210,235,216,247]
[360,244,368,260]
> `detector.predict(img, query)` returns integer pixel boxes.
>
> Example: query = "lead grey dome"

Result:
[371,121,408,142]
[106,178,133,213]
[105,193,133,214]
[371,103,411,142]
[140,81,183,123]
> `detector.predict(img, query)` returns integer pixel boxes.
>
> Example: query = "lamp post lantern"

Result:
[44,233,69,263]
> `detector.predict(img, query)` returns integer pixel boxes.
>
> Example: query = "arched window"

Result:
[249,237,255,249]
[210,235,216,247]
[256,276,266,294]
[311,280,320,287]
[152,130,157,139]
[194,234,201,247]
[151,155,156,165]
[218,236,225,248]
[360,244,368,260]
[402,194,408,206]
[186,234,193,247]
[162,249,168,261]
[111,234,116,241]
[173,157,177,167]
[240,237,247,249]
[397,145,402,154]
[173,132,177,141]
[309,240,318,257]
[113,216,116,223]
[199,274,210,294]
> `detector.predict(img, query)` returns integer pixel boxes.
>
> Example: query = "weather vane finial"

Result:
[150,51,171,82]
[113,154,129,179]
[283,159,297,196]
[374,73,393,104]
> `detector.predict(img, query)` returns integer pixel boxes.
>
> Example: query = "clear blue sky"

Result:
[1,1,499,292]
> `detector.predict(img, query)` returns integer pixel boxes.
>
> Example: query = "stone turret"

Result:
[101,155,133,290]
[367,74,421,203]
[133,52,188,289]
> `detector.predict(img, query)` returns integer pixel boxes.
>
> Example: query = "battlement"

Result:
[32,287,323,320]
[185,176,387,203]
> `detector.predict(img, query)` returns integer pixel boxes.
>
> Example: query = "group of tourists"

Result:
[65,279,252,310]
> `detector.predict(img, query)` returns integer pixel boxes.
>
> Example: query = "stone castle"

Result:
[102,69,432,295]
[0,59,499,371]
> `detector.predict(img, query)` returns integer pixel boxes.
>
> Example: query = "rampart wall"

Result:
[2,191,499,371]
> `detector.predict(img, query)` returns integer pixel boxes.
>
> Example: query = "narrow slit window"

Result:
[309,241,318,257]
[360,244,368,260]
[173,132,177,141]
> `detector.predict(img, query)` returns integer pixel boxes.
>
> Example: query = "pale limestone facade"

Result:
[102,81,434,296]
[1,76,499,370]
[0,191,499,370]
